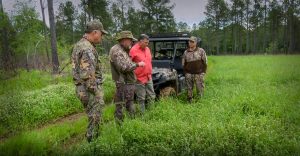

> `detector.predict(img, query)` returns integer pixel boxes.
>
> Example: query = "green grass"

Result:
[0,83,82,136]
[0,116,87,156]
[1,55,299,155]
[69,55,300,155]
[0,70,51,95]
[0,104,116,155]
[0,70,115,137]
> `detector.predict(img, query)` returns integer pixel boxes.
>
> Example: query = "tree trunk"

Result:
[47,0,59,73]
[246,0,250,53]
[263,0,267,53]
[72,24,74,43]
[234,17,238,53]
[283,0,288,54]
[231,19,234,54]
[223,25,227,54]
[253,27,257,53]
[239,12,243,53]
[283,11,288,54]
[216,31,219,55]
[40,0,50,63]
[288,0,295,53]
[216,19,220,55]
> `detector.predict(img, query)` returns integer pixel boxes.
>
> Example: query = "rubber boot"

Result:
[140,100,145,114]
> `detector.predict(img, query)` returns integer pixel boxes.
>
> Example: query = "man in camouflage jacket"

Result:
[71,20,107,142]
[109,31,145,124]
[182,36,208,103]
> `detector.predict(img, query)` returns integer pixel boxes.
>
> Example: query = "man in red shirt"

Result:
[130,34,156,113]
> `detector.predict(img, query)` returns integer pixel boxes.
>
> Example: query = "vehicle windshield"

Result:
[150,41,188,60]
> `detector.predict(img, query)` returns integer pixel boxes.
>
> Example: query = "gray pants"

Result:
[135,79,156,112]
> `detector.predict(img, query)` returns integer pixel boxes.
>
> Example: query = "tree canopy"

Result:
[0,0,299,71]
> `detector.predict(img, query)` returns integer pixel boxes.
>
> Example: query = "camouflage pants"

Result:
[114,83,135,123]
[135,80,156,112]
[75,84,104,142]
[185,73,205,99]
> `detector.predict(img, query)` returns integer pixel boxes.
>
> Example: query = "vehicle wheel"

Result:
[159,86,176,97]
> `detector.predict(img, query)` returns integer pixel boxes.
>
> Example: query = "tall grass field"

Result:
[0,55,299,155]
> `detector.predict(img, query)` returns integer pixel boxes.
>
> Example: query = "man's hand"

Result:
[138,61,145,67]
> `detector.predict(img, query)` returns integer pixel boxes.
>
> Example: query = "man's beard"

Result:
[121,45,131,52]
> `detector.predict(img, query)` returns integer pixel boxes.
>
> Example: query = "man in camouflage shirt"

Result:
[182,36,207,103]
[71,20,107,142]
[109,31,145,124]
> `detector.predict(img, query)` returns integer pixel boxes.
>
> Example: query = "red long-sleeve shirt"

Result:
[129,43,153,84]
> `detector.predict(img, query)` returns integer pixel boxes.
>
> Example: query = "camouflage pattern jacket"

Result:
[71,37,103,93]
[109,44,137,84]
[182,47,207,74]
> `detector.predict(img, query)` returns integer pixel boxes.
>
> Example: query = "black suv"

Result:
[149,32,200,97]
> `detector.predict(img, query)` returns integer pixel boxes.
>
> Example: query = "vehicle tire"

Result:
[159,86,176,97]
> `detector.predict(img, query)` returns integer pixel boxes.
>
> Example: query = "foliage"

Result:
[139,0,177,33]
[12,1,43,57]
[0,69,115,137]
[194,0,300,54]
[2,56,298,155]
[1,0,300,72]
[0,10,16,70]
[0,70,81,136]
[56,1,77,44]
[266,41,279,54]
[0,116,87,156]
[110,0,134,32]
[80,0,113,32]
[67,55,300,155]
[177,21,191,32]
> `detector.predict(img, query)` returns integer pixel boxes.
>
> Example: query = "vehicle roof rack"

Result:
[149,32,190,38]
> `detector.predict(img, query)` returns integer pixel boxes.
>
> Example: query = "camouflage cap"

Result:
[85,20,108,34]
[189,36,197,42]
[116,31,137,41]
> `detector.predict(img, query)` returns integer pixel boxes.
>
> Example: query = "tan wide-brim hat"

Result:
[116,31,137,41]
